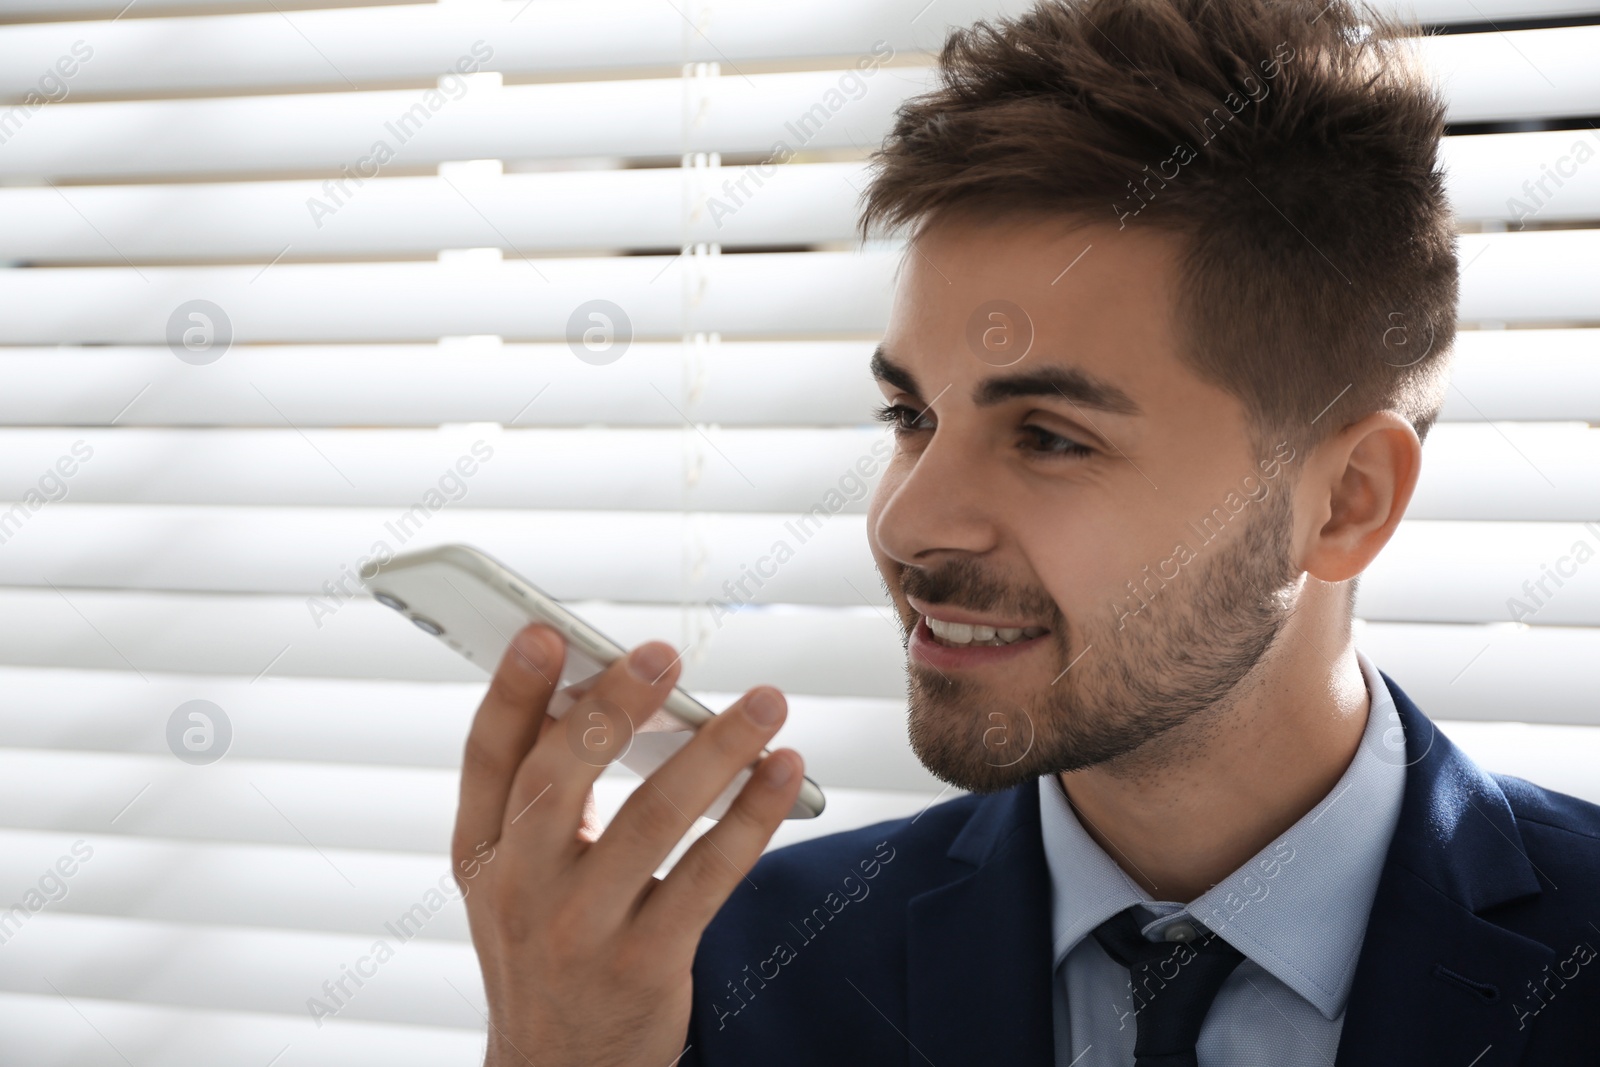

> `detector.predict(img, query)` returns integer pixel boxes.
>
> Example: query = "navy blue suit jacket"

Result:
[683,672,1600,1065]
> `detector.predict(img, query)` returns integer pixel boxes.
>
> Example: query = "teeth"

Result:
[926,616,1045,647]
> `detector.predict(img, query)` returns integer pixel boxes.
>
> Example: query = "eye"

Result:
[873,402,1094,461]
[872,402,933,436]
[1021,423,1094,460]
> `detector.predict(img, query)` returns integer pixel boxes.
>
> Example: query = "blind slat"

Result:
[0,745,937,853]
[2,126,1597,265]
[4,2,1597,98]
[0,427,892,512]
[2,331,1596,428]
[0,164,866,262]
[4,28,1598,181]
[1,231,1596,346]
[1444,130,1600,224]
[0,0,987,97]
[0,70,925,180]
[0,592,1597,721]
[0,341,885,427]
[0,665,938,790]
[0,910,485,1028]
[0,992,481,1067]
[1442,330,1600,422]
[0,422,1592,518]
[0,253,897,343]
[4,508,1600,626]
[0,828,476,940]
[0,590,913,694]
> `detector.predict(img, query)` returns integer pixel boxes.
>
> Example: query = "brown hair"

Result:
[859,0,1459,452]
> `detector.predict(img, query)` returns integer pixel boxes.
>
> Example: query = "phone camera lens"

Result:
[374,592,407,611]
[410,615,444,636]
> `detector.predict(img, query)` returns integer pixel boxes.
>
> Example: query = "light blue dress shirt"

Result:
[1039,648,1407,1066]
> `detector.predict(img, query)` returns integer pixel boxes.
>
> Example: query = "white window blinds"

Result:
[0,1,1597,1063]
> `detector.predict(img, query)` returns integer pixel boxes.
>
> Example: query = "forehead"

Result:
[880,214,1200,413]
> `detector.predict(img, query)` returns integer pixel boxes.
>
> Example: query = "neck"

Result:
[1057,589,1370,903]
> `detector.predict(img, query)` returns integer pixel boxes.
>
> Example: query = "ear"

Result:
[1300,411,1422,584]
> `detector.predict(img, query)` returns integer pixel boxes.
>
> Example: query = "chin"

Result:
[905,681,1056,793]
[902,665,1178,790]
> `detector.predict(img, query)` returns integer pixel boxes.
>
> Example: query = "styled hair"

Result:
[859,0,1459,452]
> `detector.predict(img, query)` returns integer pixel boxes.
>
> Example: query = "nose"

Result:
[872,425,1002,568]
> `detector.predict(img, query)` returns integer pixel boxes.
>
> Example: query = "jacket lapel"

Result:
[1335,671,1554,1067]
[899,671,1559,1067]
[906,782,1057,1067]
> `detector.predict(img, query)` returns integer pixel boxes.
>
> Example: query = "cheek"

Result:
[1019,507,1159,619]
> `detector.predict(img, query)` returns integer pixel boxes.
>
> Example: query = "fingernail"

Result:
[627,642,675,683]
[746,688,783,726]
[762,752,794,786]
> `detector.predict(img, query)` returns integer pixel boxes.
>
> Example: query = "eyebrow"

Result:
[870,346,1142,417]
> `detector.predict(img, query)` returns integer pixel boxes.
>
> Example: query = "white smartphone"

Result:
[360,544,825,820]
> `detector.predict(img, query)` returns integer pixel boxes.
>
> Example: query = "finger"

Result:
[452,623,564,870]
[579,686,789,898]
[638,749,805,950]
[499,639,686,849]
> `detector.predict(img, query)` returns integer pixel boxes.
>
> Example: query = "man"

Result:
[453,1,1600,1064]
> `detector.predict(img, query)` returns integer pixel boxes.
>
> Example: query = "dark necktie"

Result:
[1090,907,1246,1067]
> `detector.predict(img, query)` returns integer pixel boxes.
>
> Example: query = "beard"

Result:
[900,486,1300,793]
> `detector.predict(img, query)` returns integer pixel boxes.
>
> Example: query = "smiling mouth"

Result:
[923,615,1048,648]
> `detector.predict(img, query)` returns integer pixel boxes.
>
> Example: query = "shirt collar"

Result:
[1038,647,1408,1021]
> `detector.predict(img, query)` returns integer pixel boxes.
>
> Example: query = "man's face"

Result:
[867,214,1306,792]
